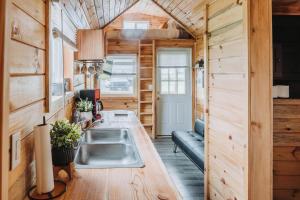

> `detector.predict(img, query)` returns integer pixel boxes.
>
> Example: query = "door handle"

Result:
[157,95,160,101]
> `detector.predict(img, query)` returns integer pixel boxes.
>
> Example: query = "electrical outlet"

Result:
[11,132,21,170]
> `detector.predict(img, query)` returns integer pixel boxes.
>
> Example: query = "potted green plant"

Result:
[76,98,93,121]
[50,119,81,166]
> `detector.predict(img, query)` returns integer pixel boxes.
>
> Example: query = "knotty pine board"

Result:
[274,99,300,200]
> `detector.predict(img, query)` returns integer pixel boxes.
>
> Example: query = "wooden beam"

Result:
[150,0,196,39]
[102,0,139,29]
[0,0,9,199]
[203,4,209,200]
[248,0,273,199]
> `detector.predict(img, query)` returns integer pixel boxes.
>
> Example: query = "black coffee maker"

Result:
[79,89,103,120]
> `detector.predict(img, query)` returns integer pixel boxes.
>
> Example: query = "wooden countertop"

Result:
[60,111,181,200]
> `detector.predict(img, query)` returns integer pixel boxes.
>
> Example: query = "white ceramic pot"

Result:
[80,111,93,121]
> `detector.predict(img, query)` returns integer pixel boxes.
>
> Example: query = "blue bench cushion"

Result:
[172,130,204,171]
[194,119,205,138]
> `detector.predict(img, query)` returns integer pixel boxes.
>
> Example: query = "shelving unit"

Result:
[138,40,156,138]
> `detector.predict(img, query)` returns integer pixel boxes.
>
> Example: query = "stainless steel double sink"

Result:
[74,128,144,169]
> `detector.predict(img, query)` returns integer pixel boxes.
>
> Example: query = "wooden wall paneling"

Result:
[204,0,255,199]
[6,0,69,199]
[1,0,9,199]
[106,39,139,55]
[103,13,170,32]
[155,39,195,48]
[8,133,35,189]
[249,0,273,199]
[7,0,47,198]
[8,40,46,75]
[11,0,46,25]
[101,97,138,113]
[9,75,45,111]
[10,3,46,49]
[9,100,44,139]
[273,99,300,199]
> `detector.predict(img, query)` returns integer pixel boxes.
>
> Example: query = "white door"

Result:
[156,48,192,136]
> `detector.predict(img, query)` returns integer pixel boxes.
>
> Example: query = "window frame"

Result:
[100,54,138,97]
[157,48,192,96]
[123,21,150,30]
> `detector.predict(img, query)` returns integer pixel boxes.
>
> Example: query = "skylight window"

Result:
[123,21,149,29]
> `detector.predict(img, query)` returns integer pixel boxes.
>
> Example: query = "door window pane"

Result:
[178,81,186,94]
[161,81,169,94]
[169,81,176,94]
[177,68,185,81]
[169,68,176,80]
[159,68,187,95]
[158,49,190,95]
[161,69,169,80]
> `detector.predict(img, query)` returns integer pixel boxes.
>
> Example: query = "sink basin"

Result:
[82,128,129,144]
[74,143,144,168]
[75,128,144,168]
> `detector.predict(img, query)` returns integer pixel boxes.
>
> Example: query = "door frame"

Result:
[0,0,9,199]
[154,40,196,136]
[155,47,193,136]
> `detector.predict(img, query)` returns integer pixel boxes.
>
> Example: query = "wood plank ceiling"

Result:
[62,0,205,38]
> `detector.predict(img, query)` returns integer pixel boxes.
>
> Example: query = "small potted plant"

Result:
[50,119,81,166]
[76,98,93,121]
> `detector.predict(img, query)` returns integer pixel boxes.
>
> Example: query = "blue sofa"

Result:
[171,119,205,172]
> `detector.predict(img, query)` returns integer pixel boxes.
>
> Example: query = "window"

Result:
[50,2,64,102]
[123,21,149,29]
[100,55,137,96]
[51,36,64,99]
[157,49,191,95]
[160,68,186,95]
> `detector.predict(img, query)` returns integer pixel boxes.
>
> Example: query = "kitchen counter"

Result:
[60,111,181,200]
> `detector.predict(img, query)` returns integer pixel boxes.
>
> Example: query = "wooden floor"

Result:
[153,137,204,200]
